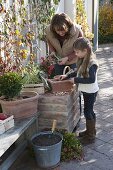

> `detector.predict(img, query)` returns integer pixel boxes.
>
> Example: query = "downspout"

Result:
[93,0,99,51]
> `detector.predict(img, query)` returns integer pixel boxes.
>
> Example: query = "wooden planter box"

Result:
[0,114,14,134]
[38,89,80,132]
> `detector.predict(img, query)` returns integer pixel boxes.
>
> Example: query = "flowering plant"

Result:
[39,57,55,79]
[22,62,42,84]
[0,2,36,75]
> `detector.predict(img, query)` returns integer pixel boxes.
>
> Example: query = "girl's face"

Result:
[74,49,87,58]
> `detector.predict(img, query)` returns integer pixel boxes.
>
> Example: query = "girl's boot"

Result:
[79,118,96,137]
[79,119,96,145]
[79,119,89,137]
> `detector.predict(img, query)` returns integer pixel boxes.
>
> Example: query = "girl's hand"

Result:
[59,75,67,80]
[54,75,67,81]
[58,57,68,65]
[60,76,75,84]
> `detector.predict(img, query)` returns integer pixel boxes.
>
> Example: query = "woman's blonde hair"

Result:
[50,13,73,38]
[73,37,94,78]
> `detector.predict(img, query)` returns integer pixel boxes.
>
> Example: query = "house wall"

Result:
[56,0,64,13]
[93,0,99,50]
[84,0,98,50]
[84,0,93,33]
[64,0,76,22]
[56,0,76,23]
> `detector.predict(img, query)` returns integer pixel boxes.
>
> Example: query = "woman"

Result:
[60,37,99,144]
[45,13,83,75]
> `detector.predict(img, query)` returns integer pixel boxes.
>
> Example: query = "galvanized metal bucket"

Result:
[31,131,63,169]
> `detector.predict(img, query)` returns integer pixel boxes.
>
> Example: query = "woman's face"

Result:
[54,25,68,37]
[55,29,67,36]
[74,49,87,58]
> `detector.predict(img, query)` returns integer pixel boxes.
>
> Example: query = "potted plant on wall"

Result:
[22,62,45,94]
[0,72,39,119]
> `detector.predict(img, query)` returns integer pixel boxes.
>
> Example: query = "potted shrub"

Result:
[0,72,39,119]
[0,72,23,100]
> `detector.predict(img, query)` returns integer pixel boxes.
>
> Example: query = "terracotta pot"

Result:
[47,79,75,93]
[0,91,39,120]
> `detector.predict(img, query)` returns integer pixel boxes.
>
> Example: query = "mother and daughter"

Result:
[45,13,99,145]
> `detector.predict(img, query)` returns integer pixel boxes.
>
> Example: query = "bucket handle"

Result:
[63,66,71,75]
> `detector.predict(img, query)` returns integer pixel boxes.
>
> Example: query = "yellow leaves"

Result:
[20,49,28,59]
[15,30,20,35]
[15,30,23,41]
[26,32,35,40]
[16,41,22,46]
[0,56,3,64]
[0,4,5,14]
[76,0,94,40]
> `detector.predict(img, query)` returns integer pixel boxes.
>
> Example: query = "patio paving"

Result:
[9,43,113,170]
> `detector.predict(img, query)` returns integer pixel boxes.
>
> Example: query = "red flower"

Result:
[40,57,55,78]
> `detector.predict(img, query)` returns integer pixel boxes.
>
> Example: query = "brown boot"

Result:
[79,119,96,145]
[79,118,96,137]
[79,119,90,137]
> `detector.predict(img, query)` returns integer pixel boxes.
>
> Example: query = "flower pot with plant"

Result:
[22,62,45,94]
[0,72,39,119]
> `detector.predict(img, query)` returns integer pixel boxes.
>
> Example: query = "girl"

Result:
[45,13,83,75]
[60,37,99,144]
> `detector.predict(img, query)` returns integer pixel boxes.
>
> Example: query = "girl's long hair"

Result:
[73,37,92,78]
[50,13,73,39]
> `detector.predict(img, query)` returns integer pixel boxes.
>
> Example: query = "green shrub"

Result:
[0,72,23,100]
[99,33,113,44]
[60,130,83,161]
[99,3,113,43]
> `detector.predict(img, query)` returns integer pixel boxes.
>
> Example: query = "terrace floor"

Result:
[9,43,113,170]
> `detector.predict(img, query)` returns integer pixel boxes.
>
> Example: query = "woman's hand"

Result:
[49,51,56,57]
[58,57,68,65]
[48,52,56,63]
